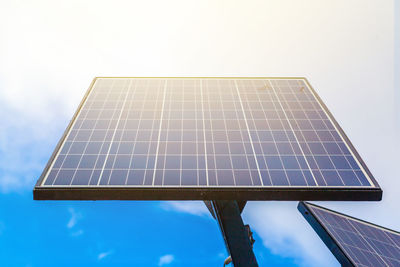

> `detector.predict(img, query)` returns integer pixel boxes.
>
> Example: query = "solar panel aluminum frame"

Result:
[33,77,382,201]
[298,201,355,266]
[298,202,400,267]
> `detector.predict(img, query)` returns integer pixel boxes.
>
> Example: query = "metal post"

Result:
[212,200,258,267]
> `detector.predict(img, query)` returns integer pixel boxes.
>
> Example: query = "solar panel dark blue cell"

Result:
[300,202,400,267]
[34,78,382,200]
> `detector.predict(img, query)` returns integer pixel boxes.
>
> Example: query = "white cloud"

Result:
[244,202,338,267]
[161,201,211,217]
[0,98,68,192]
[0,175,25,193]
[158,254,174,266]
[66,208,84,238]
[70,229,84,237]
[97,250,113,261]
[67,208,82,229]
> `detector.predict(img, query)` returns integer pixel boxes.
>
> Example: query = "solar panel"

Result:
[298,202,400,267]
[33,78,382,200]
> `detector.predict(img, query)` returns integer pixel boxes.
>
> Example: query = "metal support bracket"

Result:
[210,200,258,267]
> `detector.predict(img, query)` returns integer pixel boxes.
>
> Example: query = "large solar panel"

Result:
[298,202,400,266]
[34,78,382,200]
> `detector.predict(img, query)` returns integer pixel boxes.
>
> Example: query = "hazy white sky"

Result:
[0,1,398,266]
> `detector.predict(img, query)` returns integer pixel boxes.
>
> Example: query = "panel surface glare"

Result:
[34,78,381,200]
[299,202,400,267]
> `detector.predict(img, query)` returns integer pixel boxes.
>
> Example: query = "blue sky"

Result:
[1,1,399,266]
[0,193,303,266]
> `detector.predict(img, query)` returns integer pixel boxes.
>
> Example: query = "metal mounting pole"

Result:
[211,200,258,267]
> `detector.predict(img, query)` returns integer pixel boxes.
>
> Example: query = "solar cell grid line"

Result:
[91,79,124,185]
[85,79,119,186]
[283,79,348,186]
[267,80,319,186]
[244,80,275,186]
[200,80,209,186]
[131,79,163,186]
[347,220,391,266]
[46,79,118,186]
[101,80,133,186]
[297,79,349,186]
[270,80,324,186]
[218,81,237,186]
[178,81,183,186]
[162,79,182,186]
[182,79,201,186]
[269,83,317,185]
[273,79,370,187]
[279,79,335,186]
[34,77,382,200]
[204,80,218,185]
[244,79,316,186]
[233,80,264,186]
[308,78,364,186]
[216,80,247,186]
[145,81,163,185]
[210,79,260,186]
[58,84,93,186]
[45,80,93,186]
[122,79,160,186]
[151,80,167,186]
[264,80,316,186]
[154,79,201,186]
[284,80,334,185]
[254,80,291,186]
[270,80,316,186]
[87,79,117,185]
[231,79,257,186]
[303,78,371,187]
[298,202,400,267]
[232,81,262,186]
[87,79,122,186]
[116,82,136,186]
[100,79,132,186]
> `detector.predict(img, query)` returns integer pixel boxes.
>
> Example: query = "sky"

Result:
[0,0,399,266]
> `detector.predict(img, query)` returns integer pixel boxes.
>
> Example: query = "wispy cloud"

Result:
[0,98,68,193]
[244,202,337,267]
[67,208,82,229]
[161,201,210,217]
[158,254,174,266]
[97,250,113,261]
[70,229,84,237]
[0,41,92,193]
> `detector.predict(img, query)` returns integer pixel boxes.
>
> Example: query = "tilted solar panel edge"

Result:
[34,187,382,200]
[298,201,356,267]
[33,77,98,193]
[302,78,381,189]
[301,201,400,237]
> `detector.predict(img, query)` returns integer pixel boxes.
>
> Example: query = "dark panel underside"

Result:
[34,187,382,201]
